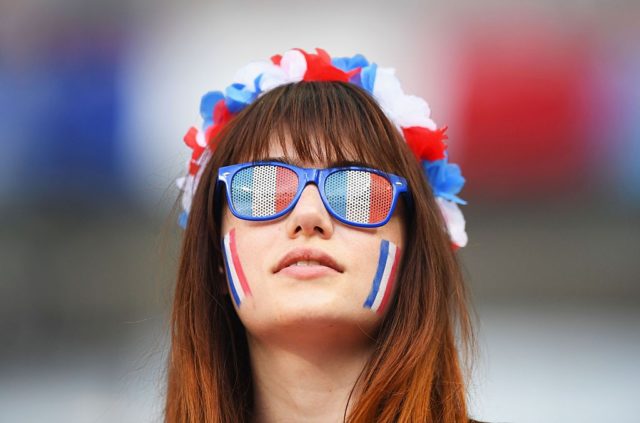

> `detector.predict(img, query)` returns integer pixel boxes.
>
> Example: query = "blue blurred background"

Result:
[1,1,638,421]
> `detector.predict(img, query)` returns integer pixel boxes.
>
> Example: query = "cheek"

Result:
[362,239,401,314]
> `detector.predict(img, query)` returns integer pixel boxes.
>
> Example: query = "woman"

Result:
[167,48,475,422]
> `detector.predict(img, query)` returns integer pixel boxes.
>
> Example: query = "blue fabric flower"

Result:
[422,157,467,204]
[332,54,375,91]
[360,63,377,94]
[178,211,189,229]
[332,54,369,71]
[200,91,224,129]
[224,83,259,114]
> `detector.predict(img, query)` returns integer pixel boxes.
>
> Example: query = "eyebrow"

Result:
[259,156,374,168]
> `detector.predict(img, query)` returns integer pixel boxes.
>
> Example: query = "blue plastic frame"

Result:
[217,161,412,228]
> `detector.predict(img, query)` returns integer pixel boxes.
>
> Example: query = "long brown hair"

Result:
[165,81,475,422]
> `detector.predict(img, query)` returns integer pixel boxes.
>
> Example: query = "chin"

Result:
[241,303,381,342]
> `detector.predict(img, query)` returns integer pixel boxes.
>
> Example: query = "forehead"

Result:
[263,134,364,168]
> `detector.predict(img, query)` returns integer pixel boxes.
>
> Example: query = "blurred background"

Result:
[1,0,639,421]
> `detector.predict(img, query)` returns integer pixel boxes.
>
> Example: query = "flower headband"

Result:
[177,48,468,249]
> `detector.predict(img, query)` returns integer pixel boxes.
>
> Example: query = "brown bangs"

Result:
[215,81,416,176]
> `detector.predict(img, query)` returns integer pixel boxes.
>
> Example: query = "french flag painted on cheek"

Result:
[221,228,252,306]
[231,165,298,217]
[363,239,401,313]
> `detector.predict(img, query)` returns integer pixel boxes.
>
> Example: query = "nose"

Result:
[285,183,334,239]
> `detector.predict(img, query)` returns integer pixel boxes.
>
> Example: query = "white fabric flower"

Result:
[393,95,436,129]
[232,61,275,91]
[257,67,289,92]
[195,128,207,147]
[259,50,306,92]
[177,173,196,213]
[372,68,402,120]
[436,197,468,248]
[372,67,436,130]
[280,49,307,81]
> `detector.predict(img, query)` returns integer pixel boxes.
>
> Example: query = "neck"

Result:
[248,330,374,423]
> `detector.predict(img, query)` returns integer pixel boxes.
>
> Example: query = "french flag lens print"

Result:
[324,170,393,224]
[231,165,298,218]
[221,228,252,306]
[363,239,401,313]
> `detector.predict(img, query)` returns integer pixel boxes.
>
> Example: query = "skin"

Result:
[220,140,406,423]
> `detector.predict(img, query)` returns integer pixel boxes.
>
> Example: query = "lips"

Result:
[273,247,344,274]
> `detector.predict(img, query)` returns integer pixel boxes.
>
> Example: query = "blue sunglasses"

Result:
[216,161,411,228]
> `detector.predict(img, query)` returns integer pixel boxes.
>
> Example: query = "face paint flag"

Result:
[325,170,393,225]
[231,165,298,217]
[363,239,400,313]
[221,228,252,306]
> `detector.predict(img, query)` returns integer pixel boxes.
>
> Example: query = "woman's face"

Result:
[220,139,406,348]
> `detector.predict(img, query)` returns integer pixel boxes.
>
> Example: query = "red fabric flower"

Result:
[213,99,232,126]
[402,126,448,161]
[183,127,205,175]
[205,124,224,152]
[296,48,359,82]
[202,99,234,148]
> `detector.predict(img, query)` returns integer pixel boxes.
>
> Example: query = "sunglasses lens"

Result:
[231,165,299,218]
[324,170,394,225]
